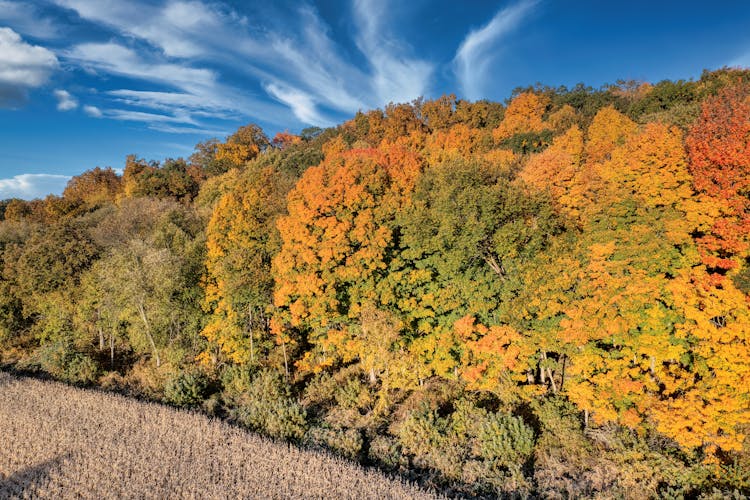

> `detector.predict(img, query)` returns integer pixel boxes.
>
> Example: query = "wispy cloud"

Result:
[262,5,370,115]
[52,0,259,59]
[0,1,60,39]
[149,124,229,136]
[454,0,538,100]
[0,27,59,107]
[63,40,289,131]
[0,173,70,200]
[99,108,197,125]
[66,42,216,90]
[53,89,77,111]
[352,0,433,104]
[265,82,334,127]
[51,0,437,129]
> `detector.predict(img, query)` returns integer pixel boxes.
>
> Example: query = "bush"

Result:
[226,369,307,441]
[165,370,210,407]
[301,371,338,410]
[334,377,373,411]
[307,426,364,460]
[368,435,408,470]
[478,412,535,468]
[64,353,99,385]
[35,341,99,384]
[398,404,446,463]
[398,398,536,492]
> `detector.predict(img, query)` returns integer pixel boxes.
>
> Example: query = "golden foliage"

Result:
[493,92,550,142]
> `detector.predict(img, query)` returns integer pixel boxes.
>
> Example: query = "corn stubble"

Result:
[0,372,436,499]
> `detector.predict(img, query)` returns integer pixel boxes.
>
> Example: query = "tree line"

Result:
[1,68,748,496]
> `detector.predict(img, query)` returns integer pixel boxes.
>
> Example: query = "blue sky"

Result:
[1,0,749,199]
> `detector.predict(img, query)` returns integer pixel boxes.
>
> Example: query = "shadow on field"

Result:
[0,454,69,497]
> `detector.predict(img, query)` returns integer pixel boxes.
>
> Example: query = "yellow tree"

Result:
[492,92,550,142]
[201,165,294,366]
[215,124,270,168]
[556,122,697,427]
[584,105,638,164]
[656,269,750,454]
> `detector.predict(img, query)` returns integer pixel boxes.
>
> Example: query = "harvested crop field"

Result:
[0,372,436,499]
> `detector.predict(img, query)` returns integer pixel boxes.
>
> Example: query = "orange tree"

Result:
[271,139,422,374]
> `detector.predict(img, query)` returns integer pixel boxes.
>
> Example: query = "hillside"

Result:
[1,69,749,497]
[0,371,435,499]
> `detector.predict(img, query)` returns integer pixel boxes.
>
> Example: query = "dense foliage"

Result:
[1,68,749,497]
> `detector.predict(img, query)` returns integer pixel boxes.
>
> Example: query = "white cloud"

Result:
[67,42,216,91]
[264,5,370,114]
[100,108,196,125]
[83,104,102,117]
[55,0,364,115]
[52,0,435,126]
[265,82,333,126]
[148,124,228,135]
[0,1,60,39]
[54,89,78,111]
[107,89,232,118]
[0,27,59,107]
[53,0,245,59]
[352,0,433,104]
[64,41,292,129]
[0,173,70,200]
[454,0,538,100]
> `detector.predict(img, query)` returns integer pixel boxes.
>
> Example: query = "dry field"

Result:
[0,371,436,499]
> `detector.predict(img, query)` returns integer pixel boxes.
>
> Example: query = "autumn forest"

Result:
[1,68,749,497]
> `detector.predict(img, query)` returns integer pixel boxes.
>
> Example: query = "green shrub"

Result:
[64,353,99,385]
[35,341,98,384]
[398,404,446,461]
[301,371,337,409]
[165,370,209,407]
[478,412,535,468]
[227,369,307,441]
[368,435,408,470]
[398,398,536,491]
[307,426,363,460]
[334,377,373,412]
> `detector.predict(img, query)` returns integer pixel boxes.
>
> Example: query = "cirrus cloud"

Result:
[454,0,538,100]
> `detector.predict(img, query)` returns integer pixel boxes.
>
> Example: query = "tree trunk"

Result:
[547,366,557,393]
[369,367,377,385]
[137,302,161,368]
[248,305,254,364]
[282,340,289,378]
[482,253,506,280]
[97,308,104,351]
[109,330,114,368]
